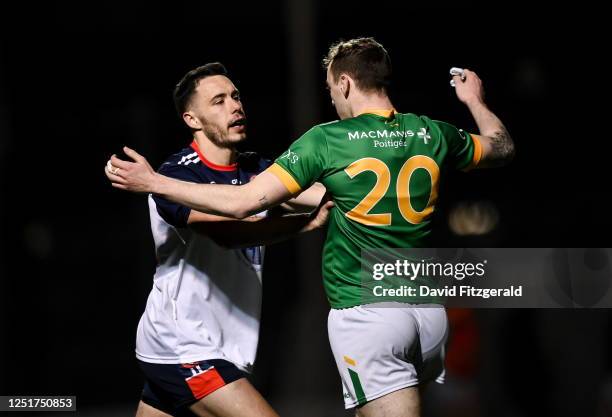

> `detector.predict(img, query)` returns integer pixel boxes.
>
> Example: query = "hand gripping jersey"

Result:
[268,110,482,308]
[136,140,270,370]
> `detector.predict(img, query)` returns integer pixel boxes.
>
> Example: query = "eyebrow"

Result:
[209,89,240,103]
[210,93,227,103]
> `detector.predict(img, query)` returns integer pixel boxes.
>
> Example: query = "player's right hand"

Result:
[453,69,486,106]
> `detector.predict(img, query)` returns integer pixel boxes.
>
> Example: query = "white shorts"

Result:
[328,303,448,409]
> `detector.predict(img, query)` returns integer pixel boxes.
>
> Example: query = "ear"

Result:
[183,112,200,130]
[339,74,351,99]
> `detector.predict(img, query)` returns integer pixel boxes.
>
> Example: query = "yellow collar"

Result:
[357,108,396,118]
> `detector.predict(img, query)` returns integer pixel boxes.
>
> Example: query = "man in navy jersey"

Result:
[111,63,328,417]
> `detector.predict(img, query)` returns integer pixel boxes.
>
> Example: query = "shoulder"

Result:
[315,119,352,132]
[424,118,464,138]
[157,146,204,182]
[160,146,200,168]
[296,124,332,141]
[399,113,455,136]
[317,119,341,128]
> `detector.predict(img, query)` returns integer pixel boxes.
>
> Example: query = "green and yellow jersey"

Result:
[267,110,482,308]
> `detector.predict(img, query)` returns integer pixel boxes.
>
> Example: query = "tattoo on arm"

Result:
[488,128,515,166]
[258,195,268,210]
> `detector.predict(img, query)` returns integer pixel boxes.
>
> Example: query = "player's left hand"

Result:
[104,146,158,193]
[453,69,485,106]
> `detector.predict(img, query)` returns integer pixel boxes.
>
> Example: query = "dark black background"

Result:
[0,1,610,416]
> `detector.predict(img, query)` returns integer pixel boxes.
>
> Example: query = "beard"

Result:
[200,118,246,149]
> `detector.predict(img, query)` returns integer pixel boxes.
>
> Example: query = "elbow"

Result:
[233,211,251,220]
[486,130,515,168]
[214,193,252,220]
[229,201,255,220]
[232,193,264,220]
[224,185,265,219]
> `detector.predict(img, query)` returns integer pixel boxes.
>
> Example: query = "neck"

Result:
[193,132,237,166]
[350,91,395,118]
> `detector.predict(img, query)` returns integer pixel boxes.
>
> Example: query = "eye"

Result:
[232,92,241,101]
[214,99,224,105]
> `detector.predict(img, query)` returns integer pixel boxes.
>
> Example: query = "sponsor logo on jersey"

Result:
[280,149,299,164]
[417,128,431,144]
[348,128,430,144]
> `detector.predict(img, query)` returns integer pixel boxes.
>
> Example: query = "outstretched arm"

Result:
[106,148,296,219]
[452,69,515,168]
[188,196,333,249]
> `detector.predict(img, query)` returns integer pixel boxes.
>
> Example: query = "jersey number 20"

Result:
[344,156,440,226]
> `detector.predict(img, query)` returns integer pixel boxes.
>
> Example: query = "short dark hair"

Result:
[323,37,391,92]
[173,62,228,116]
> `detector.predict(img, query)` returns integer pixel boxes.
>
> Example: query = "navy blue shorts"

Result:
[139,359,248,416]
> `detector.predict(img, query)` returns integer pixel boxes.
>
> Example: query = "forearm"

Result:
[106,148,292,213]
[465,99,503,136]
[151,170,294,219]
[152,173,258,219]
[465,100,515,167]
[190,213,317,249]
[151,174,250,219]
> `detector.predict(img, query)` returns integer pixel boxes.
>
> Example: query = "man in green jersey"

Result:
[106,38,514,417]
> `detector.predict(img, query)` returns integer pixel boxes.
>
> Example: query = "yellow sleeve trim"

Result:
[266,163,302,195]
[463,133,484,171]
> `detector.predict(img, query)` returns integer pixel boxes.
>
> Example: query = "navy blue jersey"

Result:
[138,140,271,367]
[153,140,272,228]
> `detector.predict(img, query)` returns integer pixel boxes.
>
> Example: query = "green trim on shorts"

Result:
[348,369,367,406]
